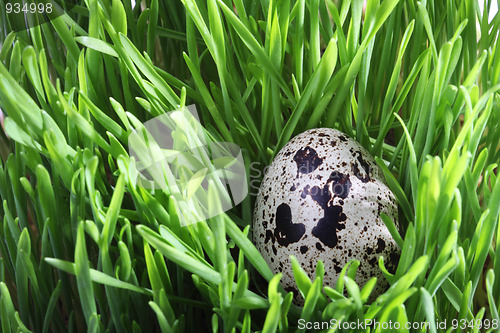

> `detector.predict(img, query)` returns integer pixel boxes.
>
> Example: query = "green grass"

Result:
[0,0,499,332]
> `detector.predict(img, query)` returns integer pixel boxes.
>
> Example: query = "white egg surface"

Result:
[253,128,400,301]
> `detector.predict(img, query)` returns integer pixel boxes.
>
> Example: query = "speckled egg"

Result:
[253,128,400,303]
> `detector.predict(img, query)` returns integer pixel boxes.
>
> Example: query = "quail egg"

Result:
[253,128,400,303]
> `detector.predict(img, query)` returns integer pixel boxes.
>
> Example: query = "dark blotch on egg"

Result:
[274,203,305,246]
[293,146,323,175]
[351,151,371,183]
[311,205,346,248]
[302,171,351,248]
[264,230,274,244]
[375,238,386,254]
[329,171,352,199]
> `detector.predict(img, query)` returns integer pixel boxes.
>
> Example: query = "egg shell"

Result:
[253,128,400,303]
